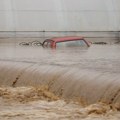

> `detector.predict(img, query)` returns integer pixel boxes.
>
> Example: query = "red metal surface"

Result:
[49,36,84,42]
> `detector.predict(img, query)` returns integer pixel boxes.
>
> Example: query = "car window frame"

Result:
[55,39,88,48]
[43,39,54,48]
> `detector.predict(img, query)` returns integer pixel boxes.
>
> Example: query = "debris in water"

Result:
[0,86,120,120]
[0,86,59,103]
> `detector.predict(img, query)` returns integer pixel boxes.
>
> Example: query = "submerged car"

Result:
[42,36,91,48]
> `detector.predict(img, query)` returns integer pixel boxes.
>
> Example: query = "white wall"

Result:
[0,0,120,31]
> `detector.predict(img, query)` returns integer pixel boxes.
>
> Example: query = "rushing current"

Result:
[0,40,120,120]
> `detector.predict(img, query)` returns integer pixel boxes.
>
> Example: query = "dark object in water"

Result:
[31,41,42,46]
[19,41,42,46]
[114,41,120,44]
[19,42,31,46]
[93,42,107,45]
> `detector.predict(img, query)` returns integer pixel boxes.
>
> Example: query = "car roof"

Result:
[48,36,84,42]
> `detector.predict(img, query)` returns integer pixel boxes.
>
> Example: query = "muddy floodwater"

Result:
[0,41,120,120]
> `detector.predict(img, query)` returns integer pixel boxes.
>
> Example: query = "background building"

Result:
[0,0,120,41]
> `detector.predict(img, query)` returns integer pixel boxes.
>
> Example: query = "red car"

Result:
[42,36,91,48]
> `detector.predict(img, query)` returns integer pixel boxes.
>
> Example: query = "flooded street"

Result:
[0,42,120,73]
[0,41,120,119]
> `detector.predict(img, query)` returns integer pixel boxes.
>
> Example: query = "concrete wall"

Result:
[0,0,120,39]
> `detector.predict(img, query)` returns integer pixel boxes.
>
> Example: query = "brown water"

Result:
[0,42,120,119]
